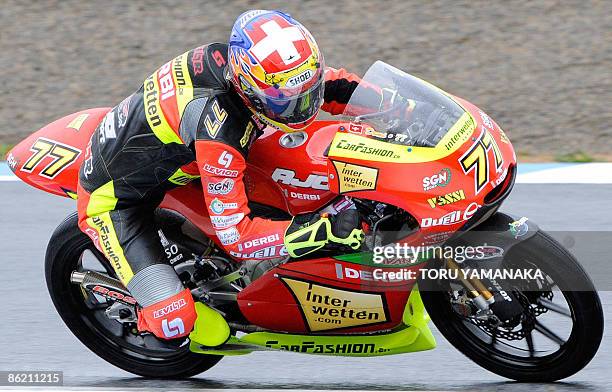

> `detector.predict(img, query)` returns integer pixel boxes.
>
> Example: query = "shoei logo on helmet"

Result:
[248,17,309,67]
[286,68,314,88]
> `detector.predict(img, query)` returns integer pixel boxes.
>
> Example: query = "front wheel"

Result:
[45,212,222,378]
[420,230,603,382]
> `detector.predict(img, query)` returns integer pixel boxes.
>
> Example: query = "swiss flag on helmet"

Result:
[245,15,312,72]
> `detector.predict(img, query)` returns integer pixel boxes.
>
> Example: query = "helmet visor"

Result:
[251,76,325,125]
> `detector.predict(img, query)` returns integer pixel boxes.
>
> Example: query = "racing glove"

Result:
[284,209,365,258]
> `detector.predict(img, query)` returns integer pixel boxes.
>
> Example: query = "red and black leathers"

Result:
[77,43,364,339]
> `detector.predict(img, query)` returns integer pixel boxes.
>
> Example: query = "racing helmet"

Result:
[228,10,325,132]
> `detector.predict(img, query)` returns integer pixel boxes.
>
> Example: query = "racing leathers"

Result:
[76,43,366,340]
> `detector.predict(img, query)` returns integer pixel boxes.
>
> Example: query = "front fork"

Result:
[446,258,495,311]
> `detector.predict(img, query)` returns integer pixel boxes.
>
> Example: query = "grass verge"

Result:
[0,144,14,159]
[554,151,595,163]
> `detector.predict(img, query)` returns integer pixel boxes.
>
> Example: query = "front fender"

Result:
[448,212,539,266]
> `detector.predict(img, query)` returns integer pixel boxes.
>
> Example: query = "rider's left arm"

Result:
[321,67,383,115]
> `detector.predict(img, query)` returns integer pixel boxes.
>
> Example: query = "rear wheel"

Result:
[420,230,603,381]
[45,212,222,378]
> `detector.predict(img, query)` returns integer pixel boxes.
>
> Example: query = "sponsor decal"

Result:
[286,68,313,88]
[204,100,228,139]
[422,168,451,191]
[209,198,238,214]
[509,217,529,238]
[84,227,99,245]
[158,61,176,101]
[172,54,187,90]
[499,128,510,144]
[203,163,239,177]
[99,110,117,144]
[479,110,494,129]
[240,122,255,148]
[192,46,205,75]
[420,202,480,228]
[332,161,378,194]
[90,217,127,279]
[281,277,388,332]
[230,244,287,259]
[117,95,132,128]
[218,150,233,168]
[82,139,93,179]
[66,113,90,131]
[237,233,281,251]
[207,178,234,195]
[335,139,399,159]
[490,166,509,188]
[212,49,226,67]
[6,152,17,170]
[272,168,329,190]
[265,340,380,354]
[422,231,453,244]
[216,226,240,245]
[143,74,162,127]
[443,115,475,151]
[290,191,320,200]
[251,113,267,130]
[91,285,137,306]
[470,245,504,260]
[335,264,413,282]
[211,213,245,229]
[348,123,365,134]
[346,124,409,144]
[162,318,185,338]
[153,298,187,319]
[427,189,465,208]
[237,9,268,28]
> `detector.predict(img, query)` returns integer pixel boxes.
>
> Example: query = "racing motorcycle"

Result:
[6,61,603,382]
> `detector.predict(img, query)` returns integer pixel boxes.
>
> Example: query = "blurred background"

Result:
[0,0,610,160]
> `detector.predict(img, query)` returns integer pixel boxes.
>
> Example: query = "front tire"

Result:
[45,212,222,378]
[421,230,603,382]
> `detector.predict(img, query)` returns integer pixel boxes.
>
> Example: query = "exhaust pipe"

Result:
[71,270,137,306]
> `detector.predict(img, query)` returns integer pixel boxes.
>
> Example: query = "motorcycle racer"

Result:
[76,10,368,341]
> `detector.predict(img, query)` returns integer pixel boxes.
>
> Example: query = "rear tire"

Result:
[45,212,222,378]
[421,230,603,381]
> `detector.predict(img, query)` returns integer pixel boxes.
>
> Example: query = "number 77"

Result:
[21,137,81,178]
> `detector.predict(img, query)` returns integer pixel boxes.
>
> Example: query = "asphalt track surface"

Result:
[0,181,610,391]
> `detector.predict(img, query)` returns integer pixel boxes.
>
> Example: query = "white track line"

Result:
[516,163,612,184]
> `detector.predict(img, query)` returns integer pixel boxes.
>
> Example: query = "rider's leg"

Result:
[76,131,196,340]
[76,181,196,339]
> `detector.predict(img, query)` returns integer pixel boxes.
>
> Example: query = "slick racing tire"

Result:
[420,230,603,382]
[45,212,222,378]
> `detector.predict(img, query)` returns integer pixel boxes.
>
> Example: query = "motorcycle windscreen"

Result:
[340,61,466,148]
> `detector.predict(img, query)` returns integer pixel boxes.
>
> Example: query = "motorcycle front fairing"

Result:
[325,61,517,247]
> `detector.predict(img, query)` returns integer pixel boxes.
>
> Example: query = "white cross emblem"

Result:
[250,20,305,66]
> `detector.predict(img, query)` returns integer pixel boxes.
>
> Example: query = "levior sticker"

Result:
[281,277,387,331]
[332,161,378,194]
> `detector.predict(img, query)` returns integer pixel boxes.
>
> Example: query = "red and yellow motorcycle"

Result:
[7,61,603,381]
